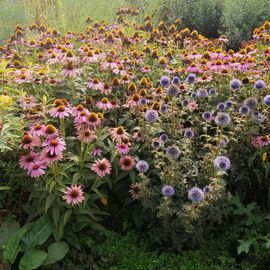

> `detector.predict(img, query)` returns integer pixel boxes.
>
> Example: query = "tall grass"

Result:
[0,0,27,43]
[0,0,126,44]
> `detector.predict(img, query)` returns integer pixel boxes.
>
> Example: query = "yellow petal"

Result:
[262,152,267,162]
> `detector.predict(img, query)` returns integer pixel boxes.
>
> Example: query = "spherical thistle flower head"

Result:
[182,99,189,107]
[136,160,149,173]
[186,73,196,84]
[202,111,213,121]
[160,133,169,143]
[152,138,161,149]
[166,145,181,160]
[160,104,169,113]
[91,158,112,178]
[172,76,180,85]
[203,185,212,193]
[188,187,205,203]
[217,102,226,111]
[196,88,208,99]
[219,139,227,148]
[244,97,257,110]
[214,112,231,126]
[252,111,265,124]
[145,109,159,123]
[209,88,217,97]
[62,185,85,206]
[254,79,265,90]
[230,78,242,90]
[184,129,194,139]
[160,75,171,87]
[263,95,270,106]
[191,92,198,100]
[140,98,148,105]
[167,84,180,97]
[161,185,175,197]
[225,100,233,109]
[239,105,250,115]
[214,156,231,171]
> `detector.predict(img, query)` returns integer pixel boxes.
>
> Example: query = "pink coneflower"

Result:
[44,124,59,138]
[91,158,112,177]
[28,123,46,137]
[61,62,80,78]
[251,136,270,148]
[43,137,66,155]
[100,83,112,95]
[110,100,120,109]
[46,53,59,65]
[49,105,72,119]
[96,98,112,110]
[141,66,151,73]
[129,183,141,200]
[19,95,36,109]
[20,134,40,149]
[87,78,104,91]
[112,64,127,76]
[19,151,41,170]
[109,126,129,142]
[92,147,102,157]
[116,143,130,154]
[87,112,101,127]
[62,185,85,205]
[27,161,47,178]
[119,155,136,171]
[132,130,143,142]
[72,104,85,117]
[41,151,63,164]
[76,128,96,143]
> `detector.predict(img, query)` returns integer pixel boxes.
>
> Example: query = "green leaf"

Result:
[0,185,10,191]
[45,194,56,214]
[19,250,47,270]
[237,239,254,254]
[42,241,69,265]
[3,224,32,263]
[0,217,20,247]
[22,217,53,248]
[63,210,72,226]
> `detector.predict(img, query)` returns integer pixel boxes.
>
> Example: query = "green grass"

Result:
[0,0,126,44]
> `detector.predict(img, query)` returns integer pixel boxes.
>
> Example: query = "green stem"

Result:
[60,118,66,138]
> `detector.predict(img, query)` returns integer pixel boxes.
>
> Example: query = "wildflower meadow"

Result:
[1,1,270,270]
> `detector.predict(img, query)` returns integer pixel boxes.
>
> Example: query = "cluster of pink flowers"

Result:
[19,123,65,178]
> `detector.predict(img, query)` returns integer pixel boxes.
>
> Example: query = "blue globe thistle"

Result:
[203,185,212,193]
[186,73,196,84]
[263,95,270,106]
[230,79,242,90]
[252,111,265,124]
[161,185,175,197]
[160,76,171,87]
[209,88,217,97]
[202,111,213,121]
[219,139,227,148]
[191,92,198,100]
[182,99,189,107]
[254,79,265,90]
[145,109,159,122]
[136,160,149,173]
[244,97,257,110]
[239,105,250,115]
[160,133,169,143]
[188,187,205,203]
[152,139,161,149]
[166,145,181,160]
[225,100,233,109]
[167,84,180,97]
[217,102,226,111]
[197,88,208,99]
[140,98,149,105]
[214,156,231,171]
[214,112,231,126]
[172,76,181,85]
[184,129,194,139]
[160,104,169,113]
